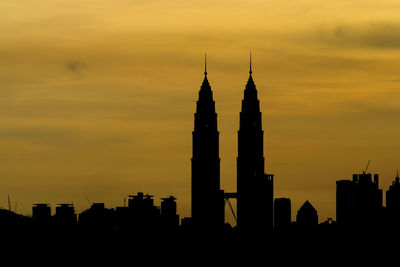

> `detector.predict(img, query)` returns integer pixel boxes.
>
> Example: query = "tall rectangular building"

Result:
[336,180,357,228]
[336,172,383,230]
[386,173,400,226]
[274,198,291,230]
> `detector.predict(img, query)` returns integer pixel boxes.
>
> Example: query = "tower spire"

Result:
[204,53,207,76]
[249,52,252,75]
[237,49,273,234]
[192,52,224,231]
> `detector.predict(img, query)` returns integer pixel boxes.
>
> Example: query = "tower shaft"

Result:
[191,72,224,231]
[237,71,273,233]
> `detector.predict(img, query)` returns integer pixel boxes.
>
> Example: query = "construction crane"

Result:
[7,195,11,211]
[363,160,371,174]
[84,196,92,207]
[224,192,238,225]
[225,198,237,224]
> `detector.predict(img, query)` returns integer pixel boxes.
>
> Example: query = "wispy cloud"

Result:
[316,22,400,49]
[66,60,86,75]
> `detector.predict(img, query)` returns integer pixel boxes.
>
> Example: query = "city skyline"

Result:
[1,58,399,225]
[1,0,400,223]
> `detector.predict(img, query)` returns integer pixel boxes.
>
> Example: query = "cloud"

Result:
[66,60,86,75]
[0,126,75,146]
[317,22,400,49]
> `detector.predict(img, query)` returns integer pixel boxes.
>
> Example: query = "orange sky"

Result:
[1,0,400,223]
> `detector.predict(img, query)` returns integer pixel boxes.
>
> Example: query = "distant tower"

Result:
[191,55,224,231]
[296,200,318,228]
[237,54,274,233]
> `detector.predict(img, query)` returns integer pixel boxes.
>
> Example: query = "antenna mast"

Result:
[249,51,252,75]
[204,53,207,76]
[7,195,11,211]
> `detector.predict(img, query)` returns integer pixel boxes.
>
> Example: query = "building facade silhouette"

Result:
[336,172,383,230]
[79,203,114,229]
[336,180,357,228]
[54,204,77,225]
[32,204,51,224]
[236,58,274,234]
[386,172,400,227]
[296,200,318,229]
[191,59,224,231]
[161,196,179,230]
[274,198,291,230]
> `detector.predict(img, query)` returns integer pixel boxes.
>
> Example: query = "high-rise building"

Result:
[114,192,160,232]
[237,55,274,233]
[32,204,51,224]
[336,180,357,228]
[54,204,77,225]
[296,200,318,228]
[127,192,160,221]
[336,172,383,230]
[191,57,224,231]
[386,172,400,226]
[78,203,114,228]
[161,196,179,230]
[274,198,291,230]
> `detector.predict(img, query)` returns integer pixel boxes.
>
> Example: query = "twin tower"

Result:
[191,56,274,234]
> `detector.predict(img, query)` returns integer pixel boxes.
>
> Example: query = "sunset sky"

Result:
[1,0,400,223]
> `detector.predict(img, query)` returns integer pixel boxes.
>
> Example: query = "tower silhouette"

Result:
[274,198,291,231]
[336,172,383,230]
[296,200,318,229]
[191,55,224,231]
[237,54,273,234]
[386,171,400,227]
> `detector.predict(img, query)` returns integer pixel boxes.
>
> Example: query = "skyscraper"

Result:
[336,180,357,228]
[296,200,318,228]
[161,196,179,230]
[336,172,383,230]
[191,56,224,231]
[237,55,274,234]
[274,198,291,231]
[386,172,400,227]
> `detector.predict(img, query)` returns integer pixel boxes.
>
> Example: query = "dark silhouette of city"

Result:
[2,55,400,256]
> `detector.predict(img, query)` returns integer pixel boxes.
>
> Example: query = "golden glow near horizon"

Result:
[1,0,400,223]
